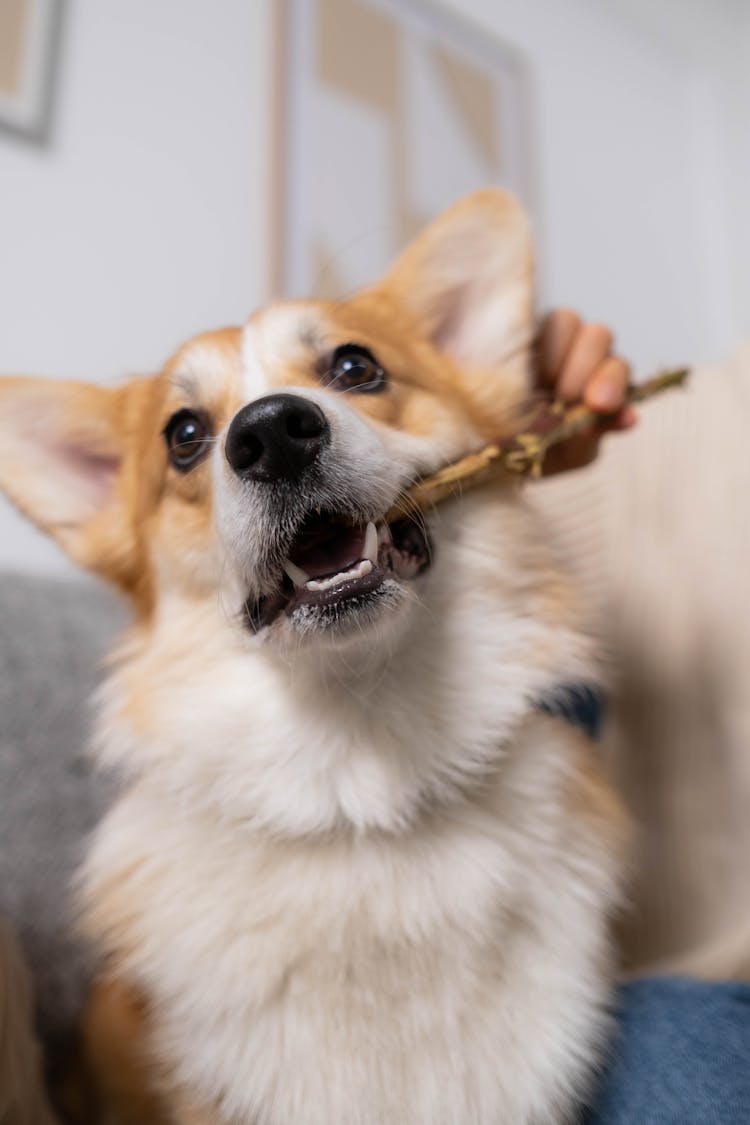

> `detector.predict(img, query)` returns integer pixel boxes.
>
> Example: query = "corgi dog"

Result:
[0,191,625,1124]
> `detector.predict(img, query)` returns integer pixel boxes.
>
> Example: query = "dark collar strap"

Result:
[535,684,606,740]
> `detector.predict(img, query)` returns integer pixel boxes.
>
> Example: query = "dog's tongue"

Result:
[290,522,366,579]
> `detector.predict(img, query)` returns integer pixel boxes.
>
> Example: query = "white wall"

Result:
[1,0,748,575]
[0,0,273,574]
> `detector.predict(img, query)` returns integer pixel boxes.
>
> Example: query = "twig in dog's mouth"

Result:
[386,367,689,521]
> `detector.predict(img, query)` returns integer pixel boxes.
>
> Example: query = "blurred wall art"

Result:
[0,0,62,140]
[278,0,534,298]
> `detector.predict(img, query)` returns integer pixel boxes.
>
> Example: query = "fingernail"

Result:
[590,384,621,412]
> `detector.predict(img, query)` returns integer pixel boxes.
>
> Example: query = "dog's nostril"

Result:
[229,431,264,472]
[286,408,326,442]
[225,394,330,483]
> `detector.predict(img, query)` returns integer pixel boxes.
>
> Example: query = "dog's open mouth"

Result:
[246,511,431,632]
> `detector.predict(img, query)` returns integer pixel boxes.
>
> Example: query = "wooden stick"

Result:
[387,367,689,521]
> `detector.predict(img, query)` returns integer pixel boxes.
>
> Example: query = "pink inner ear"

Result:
[53,442,120,514]
[431,287,470,359]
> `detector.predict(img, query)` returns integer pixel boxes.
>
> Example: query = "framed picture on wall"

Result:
[275,0,535,299]
[0,0,61,139]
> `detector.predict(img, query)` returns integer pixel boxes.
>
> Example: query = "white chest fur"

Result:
[83,713,619,1125]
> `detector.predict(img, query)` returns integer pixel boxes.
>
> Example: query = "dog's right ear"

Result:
[374,190,534,390]
[0,376,148,590]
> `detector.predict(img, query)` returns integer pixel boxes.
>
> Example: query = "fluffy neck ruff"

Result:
[93,493,596,838]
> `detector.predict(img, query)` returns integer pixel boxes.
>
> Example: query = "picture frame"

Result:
[0,0,62,140]
[275,0,535,299]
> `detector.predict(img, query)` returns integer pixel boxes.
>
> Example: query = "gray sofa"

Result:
[0,573,125,1054]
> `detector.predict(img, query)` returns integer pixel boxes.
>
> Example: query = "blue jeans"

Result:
[585,978,750,1124]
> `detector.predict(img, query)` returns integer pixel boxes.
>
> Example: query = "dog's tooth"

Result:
[377,522,392,547]
[282,559,310,588]
[364,521,378,564]
[305,559,373,593]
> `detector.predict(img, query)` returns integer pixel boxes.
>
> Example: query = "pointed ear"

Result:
[0,376,144,586]
[377,190,535,389]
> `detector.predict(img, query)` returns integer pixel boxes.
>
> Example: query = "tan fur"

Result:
[82,977,168,1124]
[0,919,59,1125]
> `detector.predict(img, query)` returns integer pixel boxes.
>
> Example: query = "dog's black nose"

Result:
[225,394,330,483]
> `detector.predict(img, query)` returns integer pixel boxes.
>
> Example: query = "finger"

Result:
[615,404,638,429]
[557,323,614,403]
[584,356,631,414]
[537,309,582,387]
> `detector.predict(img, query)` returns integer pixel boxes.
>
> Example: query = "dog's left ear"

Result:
[0,376,147,589]
[375,189,534,391]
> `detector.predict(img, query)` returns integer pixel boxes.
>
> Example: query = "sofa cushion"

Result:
[0,572,125,1045]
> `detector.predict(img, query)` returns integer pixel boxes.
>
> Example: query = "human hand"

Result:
[535,309,636,475]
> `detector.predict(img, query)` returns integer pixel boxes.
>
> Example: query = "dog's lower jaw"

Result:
[244,570,411,645]
[285,574,407,639]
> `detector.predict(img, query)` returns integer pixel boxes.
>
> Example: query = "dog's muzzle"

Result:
[222,392,432,636]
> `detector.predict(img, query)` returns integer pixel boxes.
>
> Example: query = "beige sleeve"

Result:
[529,343,750,976]
[0,918,59,1125]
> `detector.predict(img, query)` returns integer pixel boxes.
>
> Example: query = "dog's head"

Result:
[0,191,533,653]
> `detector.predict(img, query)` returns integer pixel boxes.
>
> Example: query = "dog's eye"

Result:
[164,409,211,470]
[325,344,386,394]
